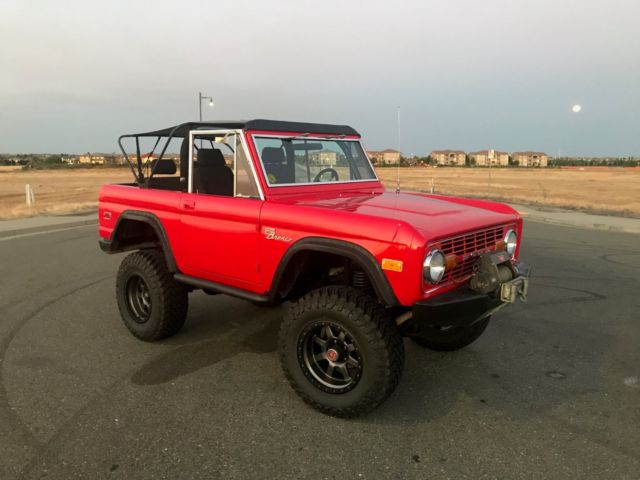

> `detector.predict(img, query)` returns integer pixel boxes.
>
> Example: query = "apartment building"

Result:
[367,149,401,165]
[310,149,340,166]
[431,150,466,166]
[78,154,106,165]
[469,149,509,166]
[512,152,549,167]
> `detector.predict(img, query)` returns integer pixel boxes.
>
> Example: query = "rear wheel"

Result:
[278,286,404,417]
[116,250,188,341]
[410,317,490,351]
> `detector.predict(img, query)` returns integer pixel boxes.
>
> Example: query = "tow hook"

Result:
[500,276,529,303]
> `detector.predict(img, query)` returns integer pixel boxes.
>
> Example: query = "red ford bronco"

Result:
[99,120,529,417]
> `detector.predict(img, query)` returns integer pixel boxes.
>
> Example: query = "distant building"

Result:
[310,149,340,166]
[431,150,466,166]
[79,154,106,165]
[512,151,548,167]
[469,150,509,167]
[367,149,401,165]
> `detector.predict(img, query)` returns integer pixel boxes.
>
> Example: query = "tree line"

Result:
[373,156,639,167]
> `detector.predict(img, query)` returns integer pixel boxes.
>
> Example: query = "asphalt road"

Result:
[0,222,638,479]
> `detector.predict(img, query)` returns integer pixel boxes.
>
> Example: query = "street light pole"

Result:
[488,149,493,190]
[396,106,401,193]
[198,92,214,121]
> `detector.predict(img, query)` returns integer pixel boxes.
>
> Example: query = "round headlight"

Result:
[423,249,446,284]
[504,229,518,256]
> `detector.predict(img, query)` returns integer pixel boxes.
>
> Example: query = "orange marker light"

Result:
[445,255,459,269]
[381,258,403,272]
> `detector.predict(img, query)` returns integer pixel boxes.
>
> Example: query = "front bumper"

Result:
[401,261,530,333]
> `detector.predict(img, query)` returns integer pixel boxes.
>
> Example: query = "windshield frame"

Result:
[250,134,380,188]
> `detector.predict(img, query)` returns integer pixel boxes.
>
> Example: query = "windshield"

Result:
[253,136,377,186]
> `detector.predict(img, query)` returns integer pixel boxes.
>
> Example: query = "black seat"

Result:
[262,147,293,184]
[193,149,234,196]
[147,159,181,190]
[150,158,177,175]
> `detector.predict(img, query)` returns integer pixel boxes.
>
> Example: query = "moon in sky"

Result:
[572,104,582,113]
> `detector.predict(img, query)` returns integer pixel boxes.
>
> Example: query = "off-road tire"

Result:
[278,286,404,417]
[116,250,188,341]
[410,317,490,351]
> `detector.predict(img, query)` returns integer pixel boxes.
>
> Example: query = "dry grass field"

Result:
[0,166,639,219]
[378,167,640,218]
[0,167,131,219]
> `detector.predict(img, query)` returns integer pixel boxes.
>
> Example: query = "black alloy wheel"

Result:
[278,286,404,417]
[299,321,363,393]
[125,274,152,323]
[116,250,188,341]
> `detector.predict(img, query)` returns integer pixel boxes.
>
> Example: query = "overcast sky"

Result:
[1,0,639,156]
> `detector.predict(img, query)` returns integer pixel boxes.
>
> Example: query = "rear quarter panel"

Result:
[98,184,182,258]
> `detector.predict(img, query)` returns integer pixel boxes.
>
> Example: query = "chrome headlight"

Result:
[423,249,446,284]
[504,229,518,256]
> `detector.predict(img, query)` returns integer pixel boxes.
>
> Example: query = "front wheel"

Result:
[116,250,188,341]
[278,286,404,417]
[410,317,490,351]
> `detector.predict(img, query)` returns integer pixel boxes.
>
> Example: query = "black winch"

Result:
[469,251,515,295]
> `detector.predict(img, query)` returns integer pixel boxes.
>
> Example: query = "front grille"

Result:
[432,225,508,283]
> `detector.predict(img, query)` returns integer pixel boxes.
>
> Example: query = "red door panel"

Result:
[178,193,263,291]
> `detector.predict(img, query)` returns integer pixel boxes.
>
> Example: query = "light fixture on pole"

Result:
[198,92,214,121]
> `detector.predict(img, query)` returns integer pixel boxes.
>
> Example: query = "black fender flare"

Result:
[269,237,399,306]
[100,210,178,272]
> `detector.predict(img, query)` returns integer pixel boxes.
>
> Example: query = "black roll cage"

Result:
[118,122,242,187]
[118,130,170,186]
[118,122,225,187]
[118,120,362,187]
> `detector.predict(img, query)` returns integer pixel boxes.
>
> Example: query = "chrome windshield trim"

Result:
[251,134,380,188]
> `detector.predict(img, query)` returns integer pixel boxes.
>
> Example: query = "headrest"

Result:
[197,149,225,167]
[262,147,286,165]
[150,159,177,175]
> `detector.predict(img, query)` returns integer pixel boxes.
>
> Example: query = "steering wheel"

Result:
[313,168,339,182]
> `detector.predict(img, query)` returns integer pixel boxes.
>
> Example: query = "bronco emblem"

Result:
[264,227,292,243]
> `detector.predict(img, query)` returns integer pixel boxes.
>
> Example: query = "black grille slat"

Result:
[435,225,508,283]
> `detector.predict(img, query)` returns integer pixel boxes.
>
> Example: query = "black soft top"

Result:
[119,119,359,185]
[130,119,359,138]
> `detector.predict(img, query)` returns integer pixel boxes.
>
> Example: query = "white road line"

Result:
[0,224,96,242]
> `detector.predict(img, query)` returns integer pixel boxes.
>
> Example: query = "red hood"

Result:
[274,190,519,241]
